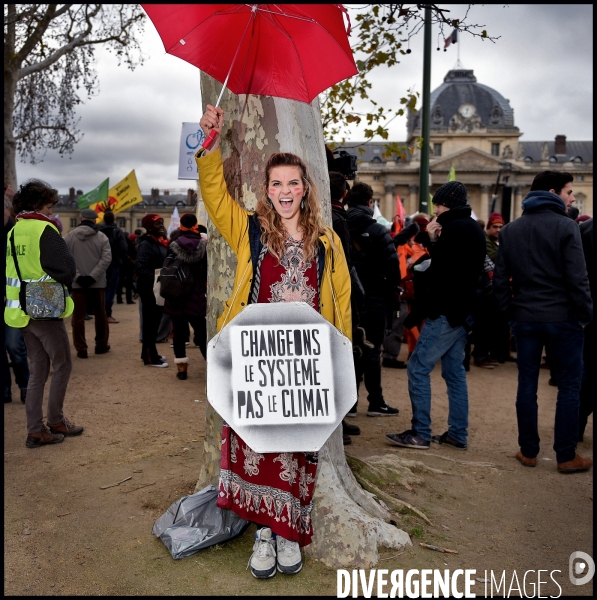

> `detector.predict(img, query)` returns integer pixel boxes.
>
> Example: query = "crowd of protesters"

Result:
[4,178,208,448]
[4,158,593,579]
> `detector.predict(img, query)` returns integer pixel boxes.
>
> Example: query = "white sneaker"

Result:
[276,536,302,574]
[249,527,276,579]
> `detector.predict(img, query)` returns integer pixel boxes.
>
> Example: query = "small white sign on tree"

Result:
[207,302,357,453]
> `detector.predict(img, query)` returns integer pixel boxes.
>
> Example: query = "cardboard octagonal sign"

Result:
[206,302,357,453]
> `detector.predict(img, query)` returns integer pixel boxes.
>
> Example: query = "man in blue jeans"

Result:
[493,171,592,473]
[387,181,485,450]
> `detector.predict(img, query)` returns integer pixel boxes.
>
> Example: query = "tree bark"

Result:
[4,71,18,191]
[196,73,410,567]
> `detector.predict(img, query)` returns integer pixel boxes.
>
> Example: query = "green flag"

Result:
[77,178,109,209]
[448,164,456,182]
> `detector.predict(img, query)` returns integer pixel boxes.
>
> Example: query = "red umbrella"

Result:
[143,4,357,105]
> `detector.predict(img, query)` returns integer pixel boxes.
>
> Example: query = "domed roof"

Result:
[408,69,517,137]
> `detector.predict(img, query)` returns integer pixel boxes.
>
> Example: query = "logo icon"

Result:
[186,129,205,150]
[569,551,595,585]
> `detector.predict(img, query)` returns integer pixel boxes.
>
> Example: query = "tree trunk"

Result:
[4,69,18,190]
[195,73,410,568]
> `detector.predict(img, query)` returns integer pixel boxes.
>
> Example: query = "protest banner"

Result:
[207,302,357,453]
[178,122,204,180]
[90,170,143,222]
[167,206,180,238]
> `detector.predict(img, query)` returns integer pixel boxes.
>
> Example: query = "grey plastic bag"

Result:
[152,484,250,559]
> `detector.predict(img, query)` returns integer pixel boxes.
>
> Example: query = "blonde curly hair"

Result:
[255,153,330,263]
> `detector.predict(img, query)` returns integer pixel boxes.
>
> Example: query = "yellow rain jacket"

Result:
[196,149,352,339]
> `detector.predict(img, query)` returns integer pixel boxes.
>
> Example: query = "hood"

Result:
[170,235,206,263]
[346,204,376,235]
[521,190,566,214]
[73,223,98,238]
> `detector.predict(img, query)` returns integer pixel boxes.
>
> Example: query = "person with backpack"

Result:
[345,183,400,417]
[160,213,208,380]
[98,210,128,323]
[135,214,168,367]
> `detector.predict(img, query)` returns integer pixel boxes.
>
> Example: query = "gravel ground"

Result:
[3,302,593,595]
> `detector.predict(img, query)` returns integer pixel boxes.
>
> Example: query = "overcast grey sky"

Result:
[16,4,593,194]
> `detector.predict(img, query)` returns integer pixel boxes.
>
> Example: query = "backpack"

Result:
[158,254,195,300]
[101,225,126,259]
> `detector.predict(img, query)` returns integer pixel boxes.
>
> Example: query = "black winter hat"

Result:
[432,181,468,208]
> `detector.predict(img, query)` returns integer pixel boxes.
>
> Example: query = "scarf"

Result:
[148,233,169,248]
[15,211,54,224]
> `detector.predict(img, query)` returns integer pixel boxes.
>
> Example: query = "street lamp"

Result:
[418,5,432,213]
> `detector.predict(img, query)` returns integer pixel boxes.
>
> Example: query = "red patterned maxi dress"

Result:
[216,238,320,546]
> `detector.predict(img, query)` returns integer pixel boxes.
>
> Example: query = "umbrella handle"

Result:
[201,129,219,150]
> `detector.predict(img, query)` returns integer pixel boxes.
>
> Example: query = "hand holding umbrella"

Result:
[199,104,224,155]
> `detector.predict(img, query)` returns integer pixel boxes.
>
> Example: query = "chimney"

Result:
[151,188,159,199]
[69,187,75,202]
[555,135,566,155]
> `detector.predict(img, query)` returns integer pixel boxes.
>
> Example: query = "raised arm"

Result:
[195,105,248,256]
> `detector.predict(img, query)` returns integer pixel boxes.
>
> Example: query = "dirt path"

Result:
[4,302,593,596]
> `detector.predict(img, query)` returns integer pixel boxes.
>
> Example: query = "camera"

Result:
[328,149,358,180]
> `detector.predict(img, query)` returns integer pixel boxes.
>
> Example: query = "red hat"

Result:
[141,213,162,230]
[413,214,430,232]
[575,215,591,223]
[487,212,505,227]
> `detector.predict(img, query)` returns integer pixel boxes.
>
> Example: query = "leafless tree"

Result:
[4,4,145,189]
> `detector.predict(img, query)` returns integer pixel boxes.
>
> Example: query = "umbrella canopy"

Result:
[143,4,358,104]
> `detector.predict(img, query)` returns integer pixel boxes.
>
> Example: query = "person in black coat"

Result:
[387,181,486,451]
[329,172,362,444]
[578,217,593,441]
[117,232,137,305]
[493,170,592,472]
[163,213,208,380]
[346,183,400,417]
[98,210,127,323]
[135,214,168,367]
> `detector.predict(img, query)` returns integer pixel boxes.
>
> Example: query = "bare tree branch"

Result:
[4,3,145,186]
[321,4,500,148]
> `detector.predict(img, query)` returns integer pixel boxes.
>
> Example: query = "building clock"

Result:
[459,104,475,118]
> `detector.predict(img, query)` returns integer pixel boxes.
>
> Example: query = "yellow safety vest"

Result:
[5,219,74,328]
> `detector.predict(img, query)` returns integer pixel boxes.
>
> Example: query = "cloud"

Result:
[15,4,592,192]
[344,4,592,142]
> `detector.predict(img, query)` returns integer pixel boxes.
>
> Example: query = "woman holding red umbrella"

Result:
[197,104,351,579]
